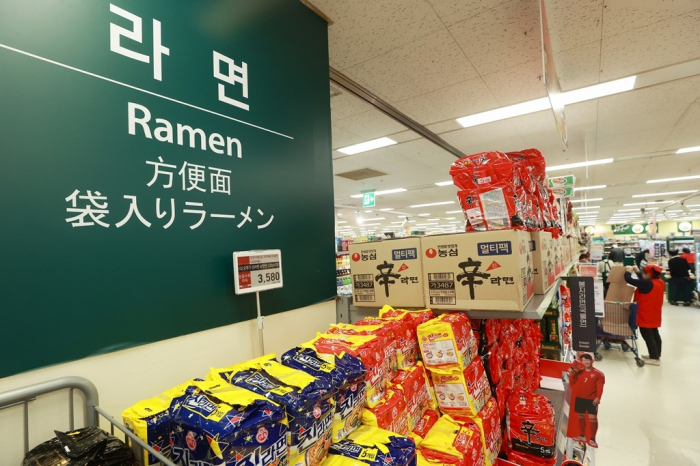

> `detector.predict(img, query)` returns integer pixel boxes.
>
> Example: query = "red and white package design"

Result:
[361,389,409,436]
[455,398,502,466]
[419,415,485,466]
[392,363,432,430]
[328,322,398,381]
[506,390,556,465]
[430,358,491,417]
[417,313,478,371]
[363,312,419,370]
[410,409,440,445]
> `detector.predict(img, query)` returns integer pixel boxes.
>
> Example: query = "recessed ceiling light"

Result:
[445,210,462,214]
[456,98,551,128]
[350,188,407,198]
[560,76,637,105]
[410,201,455,208]
[574,185,607,191]
[379,208,394,211]
[418,213,431,217]
[632,190,698,198]
[647,175,700,184]
[572,206,600,210]
[623,201,675,206]
[337,137,397,155]
[618,208,658,211]
[364,210,373,213]
[570,198,603,203]
[667,210,683,213]
[676,146,700,154]
[435,181,454,187]
[546,159,614,172]
[337,221,347,224]
[358,223,381,226]
[337,213,343,216]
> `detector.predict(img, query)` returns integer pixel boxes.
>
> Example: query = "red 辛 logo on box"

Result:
[397,263,409,272]
[486,261,501,271]
[426,248,437,259]
[351,253,361,262]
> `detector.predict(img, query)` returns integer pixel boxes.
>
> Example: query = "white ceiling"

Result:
[310,0,700,234]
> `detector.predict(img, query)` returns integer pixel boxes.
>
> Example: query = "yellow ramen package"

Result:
[210,356,335,466]
[327,425,417,466]
[417,313,477,370]
[419,415,484,466]
[122,380,200,466]
[429,359,491,417]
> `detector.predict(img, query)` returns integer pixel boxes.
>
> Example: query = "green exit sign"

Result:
[362,192,376,208]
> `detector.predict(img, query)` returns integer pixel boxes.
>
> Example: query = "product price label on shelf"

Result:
[233,250,283,295]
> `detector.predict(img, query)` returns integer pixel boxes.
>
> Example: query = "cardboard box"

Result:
[349,237,425,308]
[553,237,564,276]
[421,230,534,311]
[605,265,636,302]
[530,231,556,294]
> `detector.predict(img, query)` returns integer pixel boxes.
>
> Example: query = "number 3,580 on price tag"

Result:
[233,250,283,295]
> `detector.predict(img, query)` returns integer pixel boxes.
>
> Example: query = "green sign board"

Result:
[612,223,649,235]
[362,192,376,208]
[552,186,574,198]
[678,221,693,233]
[0,0,334,378]
[548,175,575,188]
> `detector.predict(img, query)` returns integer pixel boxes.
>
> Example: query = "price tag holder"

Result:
[233,250,283,295]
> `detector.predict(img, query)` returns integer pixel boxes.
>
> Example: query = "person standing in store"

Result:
[608,243,625,264]
[635,249,650,269]
[568,353,605,448]
[597,255,614,296]
[624,264,665,365]
[668,250,692,306]
[681,247,696,267]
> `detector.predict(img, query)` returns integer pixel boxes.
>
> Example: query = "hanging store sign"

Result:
[539,0,567,149]
[569,276,597,352]
[612,223,649,235]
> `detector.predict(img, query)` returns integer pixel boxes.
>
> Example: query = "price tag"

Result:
[233,250,283,294]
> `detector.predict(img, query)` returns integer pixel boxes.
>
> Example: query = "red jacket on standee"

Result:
[570,368,605,400]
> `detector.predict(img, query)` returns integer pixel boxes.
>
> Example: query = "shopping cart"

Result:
[594,302,644,367]
[0,376,176,465]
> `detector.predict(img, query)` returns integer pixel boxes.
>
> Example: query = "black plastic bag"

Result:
[23,426,135,466]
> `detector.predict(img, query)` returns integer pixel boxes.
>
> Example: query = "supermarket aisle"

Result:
[594,303,700,466]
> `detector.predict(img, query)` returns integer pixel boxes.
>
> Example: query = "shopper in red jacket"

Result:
[568,354,605,448]
[625,264,665,365]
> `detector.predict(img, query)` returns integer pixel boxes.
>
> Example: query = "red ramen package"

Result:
[419,415,484,466]
[410,409,440,445]
[313,333,387,408]
[506,391,556,465]
[361,389,409,436]
[455,398,502,466]
[391,363,432,430]
[330,322,398,380]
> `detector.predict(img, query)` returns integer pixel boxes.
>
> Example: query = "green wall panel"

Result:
[0,0,335,378]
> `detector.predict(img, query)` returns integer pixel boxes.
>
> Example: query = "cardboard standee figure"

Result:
[567,352,605,448]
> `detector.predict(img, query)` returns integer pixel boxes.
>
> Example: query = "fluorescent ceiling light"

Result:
[410,201,455,208]
[337,137,397,155]
[351,188,406,198]
[546,158,614,172]
[572,206,600,210]
[667,210,683,213]
[444,217,456,220]
[676,146,700,154]
[337,213,343,216]
[363,217,385,221]
[418,213,431,217]
[456,98,550,128]
[379,208,394,211]
[623,201,675,206]
[337,221,347,224]
[561,76,637,105]
[632,190,698,198]
[359,223,381,226]
[647,175,700,184]
[445,210,462,214]
[574,185,606,191]
[570,198,603,203]
[390,222,405,224]
[435,181,454,187]
[364,210,373,213]
[618,208,658,211]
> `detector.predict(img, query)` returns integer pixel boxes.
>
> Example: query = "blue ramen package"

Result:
[281,344,367,442]
[210,355,335,466]
[326,425,417,466]
[169,380,288,466]
[122,380,200,466]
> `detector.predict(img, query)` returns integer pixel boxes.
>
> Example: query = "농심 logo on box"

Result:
[392,248,418,261]
[477,241,512,256]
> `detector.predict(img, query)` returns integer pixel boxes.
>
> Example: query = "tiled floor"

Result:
[594,302,700,466]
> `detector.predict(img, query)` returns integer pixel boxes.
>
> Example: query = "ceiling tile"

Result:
[394,77,499,125]
[545,0,603,52]
[389,138,460,169]
[600,9,700,81]
[554,41,601,91]
[595,127,675,156]
[426,0,511,26]
[344,28,479,103]
[333,109,407,142]
[441,120,529,155]
[311,0,444,69]
[657,100,700,151]
[330,88,374,121]
[331,125,364,150]
[602,0,700,39]
[448,0,541,76]
[481,58,547,106]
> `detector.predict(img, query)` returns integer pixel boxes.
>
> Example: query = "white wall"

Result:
[0,300,336,464]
